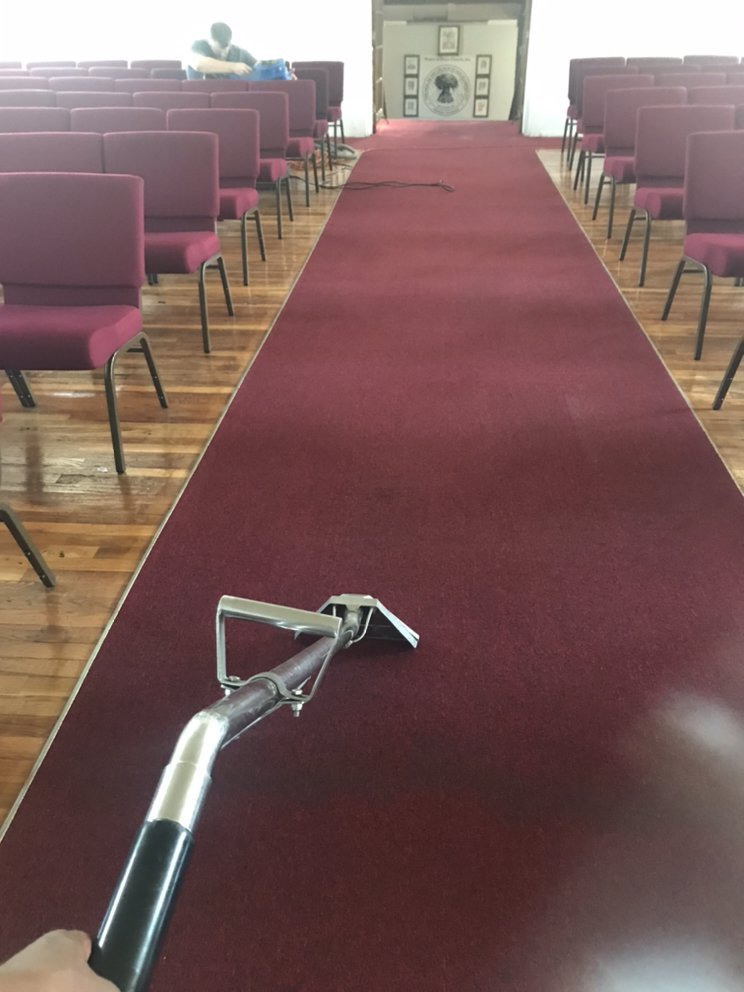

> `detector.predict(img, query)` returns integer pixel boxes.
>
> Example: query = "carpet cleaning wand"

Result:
[89,594,418,992]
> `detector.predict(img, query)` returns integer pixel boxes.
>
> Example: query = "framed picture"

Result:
[475,77,490,97]
[437,24,461,57]
[473,97,489,118]
[404,54,419,76]
[404,76,418,97]
[475,55,492,77]
[404,97,419,117]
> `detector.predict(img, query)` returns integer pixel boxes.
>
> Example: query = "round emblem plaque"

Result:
[422,64,471,116]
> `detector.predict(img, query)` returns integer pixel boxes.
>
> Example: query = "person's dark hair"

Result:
[210,22,232,48]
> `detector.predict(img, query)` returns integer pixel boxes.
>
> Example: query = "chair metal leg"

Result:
[103,352,126,474]
[606,178,617,239]
[318,140,326,182]
[312,153,319,194]
[573,149,584,190]
[325,134,333,173]
[694,266,713,361]
[619,207,636,261]
[216,255,234,316]
[284,176,294,222]
[592,173,605,220]
[274,179,283,239]
[561,117,570,155]
[254,210,266,261]
[713,337,744,409]
[0,503,55,587]
[197,260,211,354]
[638,214,652,288]
[583,151,593,205]
[661,258,688,320]
[127,333,168,409]
[303,158,310,207]
[240,212,250,286]
[5,370,36,408]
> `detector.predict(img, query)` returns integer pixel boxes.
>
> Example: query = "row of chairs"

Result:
[0,61,184,79]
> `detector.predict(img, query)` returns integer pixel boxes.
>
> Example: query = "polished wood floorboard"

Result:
[0,172,344,824]
[2,146,743,827]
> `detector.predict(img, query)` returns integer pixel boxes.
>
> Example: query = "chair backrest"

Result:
[0,62,23,69]
[573,65,640,118]
[29,67,88,78]
[581,73,654,128]
[566,57,626,103]
[102,130,219,231]
[0,131,104,173]
[166,107,260,184]
[115,78,180,93]
[89,66,150,79]
[132,91,209,110]
[77,60,128,68]
[292,61,343,105]
[130,60,183,70]
[48,76,114,91]
[0,171,144,307]
[655,71,727,87]
[248,79,316,136]
[602,86,686,155]
[727,69,744,84]
[56,91,133,109]
[182,78,248,93]
[684,55,740,66]
[211,90,289,157]
[634,104,736,185]
[0,106,70,131]
[26,61,76,69]
[0,76,50,89]
[150,68,187,80]
[684,129,744,231]
[688,85,744,105]
[0,89,55,106]
[293,67,330,120]
[627,57,683,70]
[70,106,165,132]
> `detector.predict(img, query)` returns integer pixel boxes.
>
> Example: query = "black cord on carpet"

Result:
[319,179,455,192]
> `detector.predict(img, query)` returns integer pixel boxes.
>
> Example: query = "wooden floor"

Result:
[1,143,743,827]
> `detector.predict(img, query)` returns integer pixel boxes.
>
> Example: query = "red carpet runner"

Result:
[3,122,744,989]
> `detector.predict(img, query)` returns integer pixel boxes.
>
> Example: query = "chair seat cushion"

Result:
[328,106,342,122]
[259,158,288,183]
[0,304,141,369]
[219,187,259,220]
[603,155,635,182]
[634,186,683,219]
[314,120,328,138]
[581,132,604,153]
[145,231,220,274]
[684,233,744,277]
[287,136,315,158]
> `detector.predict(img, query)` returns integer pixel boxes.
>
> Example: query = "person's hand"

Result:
[232,62,252,77]
[0,931,118,992]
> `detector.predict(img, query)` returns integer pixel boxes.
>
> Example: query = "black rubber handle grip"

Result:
[90,819,194,992]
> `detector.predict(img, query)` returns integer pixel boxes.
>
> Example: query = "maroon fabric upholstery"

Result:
[0,304,142,368]
[286,135,315,158]
[211,91,290,158]
[165,108,260,182]
[69,106,165,133]
[130,60,183,70]
[580,73,654,132]
[150,68,187,80]
[635,105,736,187]
[143,230,221,273]
[294,67,330,125]
[602,155,635,182]
[634,186,684,218]
[0,77,51,89]
[626,57,683,69]
[0,89,55,106]
[0,61,23,68]
[684,130,744,235]
[655,71,727,87]
[688,85,744,105]
[55,91,132,109]
[182,79,249,93]
[0,106,70,131]
[29,67,86,77]
[580,132,604,153]
[249,79,317,137]
[218,186,259,219]
[683,232,744,275]
[115,78,180,93]
[48,76,114,91]
[565,57,626,103]
[88,67,149,79]
[26,61,76,69]
[0,131,104,173]
[736,105,744,129]
[77,60,127,68]
[257,158,288,182]
[292,60,343,107]
[133,91,209,110]
[603,86,686,155]
[0,69,30,76]
[0,172,144,310]
[683,54,740,65]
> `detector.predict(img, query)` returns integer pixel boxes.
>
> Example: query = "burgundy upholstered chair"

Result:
[0,107,70,131]
[619,104,735,286]
[77,60,127,69]
[212,90,294,238]
[69,106,165,132]
[292,66,333,180]
[0,90,55,106]
[55,91,132,109]
[292,61,344,157]
[150,69,187,80]
[0,62,23,69]
[26,61,75,69]
[166,107,265,285]
[29,67,88,78]
[103,130,233,354]
[48,76,114,92]
[626,57,683,71]
[712,337,744,408]
[661,130,744,359]
[249,80,318,206]
[132,91,210,111]
[573,72,654,200]
[688,85,744,105]
[182,79,248,93]
[0,131,104,173]
[0,69,30,76]
[562,57,626,156]
[130,60,183,71]
[654,71,727,88]
[88,67,149,79]
[0,77,51,89]
[684,55,740,66]
[0,171,167,474]
[591,86,686,237]
[115,78,180,93]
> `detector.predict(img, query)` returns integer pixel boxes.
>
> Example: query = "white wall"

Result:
[0,1,374,136]
[523,0,744,137]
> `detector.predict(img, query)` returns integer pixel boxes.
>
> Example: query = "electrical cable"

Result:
[319,179,455,192]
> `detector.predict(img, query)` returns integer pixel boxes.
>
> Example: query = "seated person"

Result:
[187,22,256,79]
